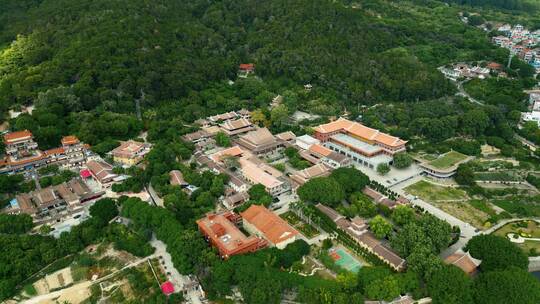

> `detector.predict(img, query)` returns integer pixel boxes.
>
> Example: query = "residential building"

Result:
[238,63,255,78]
[362,187,406,209]
[522,111,540,126]
[300,143,351,169]
[197,211,267,259]
[181,130,211,143]
[313,118,407,169]
[236,128,284,156]
[444,251,481,276]
[295,134,320,150]
[110,140,152,166]
[290,164,331,188]
[85,160,118,188]
[275,131,296,144]
[239,157,289,196]
[61,136,88,168]
[223,192,249,209]
[316,204,406,271]
[170,170,188,187]
[241,205,299,249]
[219,118,254,136]
[5,178,104,224]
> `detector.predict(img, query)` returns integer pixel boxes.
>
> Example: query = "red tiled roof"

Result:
[239,63,254,71]
[4,130,33,144]
[61,135,80,146]
[241,205,298,245]
[44,147,65,156]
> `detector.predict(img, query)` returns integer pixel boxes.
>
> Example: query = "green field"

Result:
[405,180,468,202]
[428,151,468,169]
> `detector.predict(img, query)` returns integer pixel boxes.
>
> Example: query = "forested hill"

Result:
[0,0,505,117]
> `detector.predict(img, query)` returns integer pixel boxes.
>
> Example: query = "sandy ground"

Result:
[22,281,91,304]
[33,267,74,295]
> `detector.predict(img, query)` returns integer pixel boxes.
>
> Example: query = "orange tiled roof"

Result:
[4,130,33,144]
[210,146,244,163]
[314,118,407,147]
[308,144,332,157]
[241,205,298,245]
[61,135,80,145]
[44,147,65,156]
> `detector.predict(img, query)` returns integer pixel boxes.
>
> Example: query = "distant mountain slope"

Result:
[0,0,505,116]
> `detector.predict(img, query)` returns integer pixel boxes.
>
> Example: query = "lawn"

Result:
[404,180,468,202]
[428,151,468,169]
[468,200,497,216]
[281,211,320,239]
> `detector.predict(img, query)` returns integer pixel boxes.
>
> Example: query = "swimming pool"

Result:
[329,247,363,273]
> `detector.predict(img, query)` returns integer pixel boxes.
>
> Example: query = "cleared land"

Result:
[428,151,468,169]
[434,201,490,229]
[404,180,468,202]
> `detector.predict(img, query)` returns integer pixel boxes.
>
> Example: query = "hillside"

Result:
[0,0,507,117]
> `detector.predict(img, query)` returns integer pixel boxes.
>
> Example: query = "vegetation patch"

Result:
[405,180,468,202]
[434,201,490,229]
[280,211,320,239]
[493,220,540,256]
[427,151,468,169]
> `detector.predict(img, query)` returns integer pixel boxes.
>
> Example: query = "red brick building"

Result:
[196,211,267,259]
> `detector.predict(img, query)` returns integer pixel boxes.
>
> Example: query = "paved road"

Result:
[456,80,484,106]
[149,237,203,304]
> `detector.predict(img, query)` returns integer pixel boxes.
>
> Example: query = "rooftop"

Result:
[331,133,382,154]
[61,135,80,146]
[4,130,33,144]
[110,140,150,159]
[239,158,283,189]
[241,205,298,245]
[314,118,407,147]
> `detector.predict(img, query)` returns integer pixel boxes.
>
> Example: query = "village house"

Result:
[110,140,152,166]
[0,131,91,174]
[84,160,118,188]
[197,211,267,259]
[239,157,289,196]
[5,178,104,224]
[61,136,89,169]
[313,118,407,169]
[241,205,299,249]
[444,250,481,276]
[169,170,188,187]
[290,163,331,189]
[238,63,255,78]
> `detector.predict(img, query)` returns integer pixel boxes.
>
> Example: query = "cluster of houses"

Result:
[439,63,492,81]
[522,90,540,126]
[0,129,154,224]
[0,131,94,174]
[492,24,540,73]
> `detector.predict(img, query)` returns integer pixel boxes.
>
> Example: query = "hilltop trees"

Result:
[465,234,528,272]
[473,267,540,304]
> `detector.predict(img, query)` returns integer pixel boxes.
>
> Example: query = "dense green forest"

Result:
[0,0,508,118]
